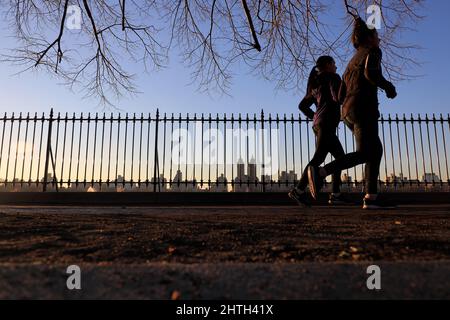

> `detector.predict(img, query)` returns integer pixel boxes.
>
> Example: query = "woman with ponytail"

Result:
[288,56,349,207]
[307,18,398,209]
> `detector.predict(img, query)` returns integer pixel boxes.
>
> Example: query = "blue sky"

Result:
[0,1,449,117]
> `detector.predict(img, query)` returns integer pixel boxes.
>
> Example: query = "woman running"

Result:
[307,17,397,209]
[288,55,348,207]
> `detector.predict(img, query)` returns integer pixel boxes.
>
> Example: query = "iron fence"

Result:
[0,109,449,192]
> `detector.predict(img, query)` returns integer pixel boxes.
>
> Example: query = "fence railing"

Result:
[0,109,449,192]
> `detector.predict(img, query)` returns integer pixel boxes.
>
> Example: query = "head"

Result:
[316,55,337,73]
[307,55,336,92]
[352,17,380,49]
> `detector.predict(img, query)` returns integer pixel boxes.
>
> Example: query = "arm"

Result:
[338,80,346,105]
[364,48,397,98]
[298,93,315,120]
[329,74,342,104]
[338,70,348,104]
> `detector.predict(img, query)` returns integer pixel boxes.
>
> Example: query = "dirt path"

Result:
[0,205,449,299]
[0,205,449,264]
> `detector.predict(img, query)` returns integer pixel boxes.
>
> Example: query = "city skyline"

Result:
[1,165,445,193]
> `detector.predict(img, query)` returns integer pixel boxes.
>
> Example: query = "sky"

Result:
[0,1,449,117]
[0,1,449,186]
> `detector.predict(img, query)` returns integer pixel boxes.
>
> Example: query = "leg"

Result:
[322,121,366,176]
[308,117,374,199]
[361,132,397,210]
[328,134,345,193]
[290,126,331,207]
[361,124,383,194]
[296,166,311,191]
[296,126,331,191]
[324,119,383,194]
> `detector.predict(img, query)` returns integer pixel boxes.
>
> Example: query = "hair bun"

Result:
[354,17,369,32]
[351,16,373,48]
[354,17,366,27]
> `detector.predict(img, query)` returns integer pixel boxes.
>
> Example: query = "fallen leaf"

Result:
[168,246,176,254]
[338,251,349,258]
[171,290,181,300]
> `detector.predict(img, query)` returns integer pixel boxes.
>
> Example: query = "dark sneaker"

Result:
[288,189,311,207]
[307,166,324,200]
[363,198,397,210]
[328,193,354,205]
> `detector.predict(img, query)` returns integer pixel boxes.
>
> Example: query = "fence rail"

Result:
[0,109,449,192]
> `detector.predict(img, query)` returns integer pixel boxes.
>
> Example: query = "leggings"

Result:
[296,124,344,193]
[323,116,383,194]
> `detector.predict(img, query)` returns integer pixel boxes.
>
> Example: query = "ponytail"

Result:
[306,66,319,93]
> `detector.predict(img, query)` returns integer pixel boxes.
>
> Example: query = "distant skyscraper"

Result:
[422,173,440,183]
[248,157,256,182]
[237,158,245,181]
[173,169,183,183]
[279,170,296,183]
[212,174,228,192]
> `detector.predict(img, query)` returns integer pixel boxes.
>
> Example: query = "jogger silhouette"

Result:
[307,17,398,210]
[288,56,349,207]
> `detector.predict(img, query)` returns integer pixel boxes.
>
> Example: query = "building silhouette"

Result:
[233,158,260,192]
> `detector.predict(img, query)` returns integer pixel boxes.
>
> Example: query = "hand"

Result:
[385,82,397,99]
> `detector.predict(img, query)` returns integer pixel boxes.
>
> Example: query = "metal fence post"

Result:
[43,108,54,192]
[153,108,160,192]
[261,109,265,192]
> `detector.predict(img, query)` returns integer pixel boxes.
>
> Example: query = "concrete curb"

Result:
[0,192,449,206]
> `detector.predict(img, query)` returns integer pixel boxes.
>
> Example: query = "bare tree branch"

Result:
[35,0,69,73]
[241,0,262,52]
[0,0,424,105]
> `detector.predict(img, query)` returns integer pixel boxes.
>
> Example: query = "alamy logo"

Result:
[66,5,82,30]
[66,265,81,290]
[366,265,381,290]
[170,127,280,175]
[366,5,382,30]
